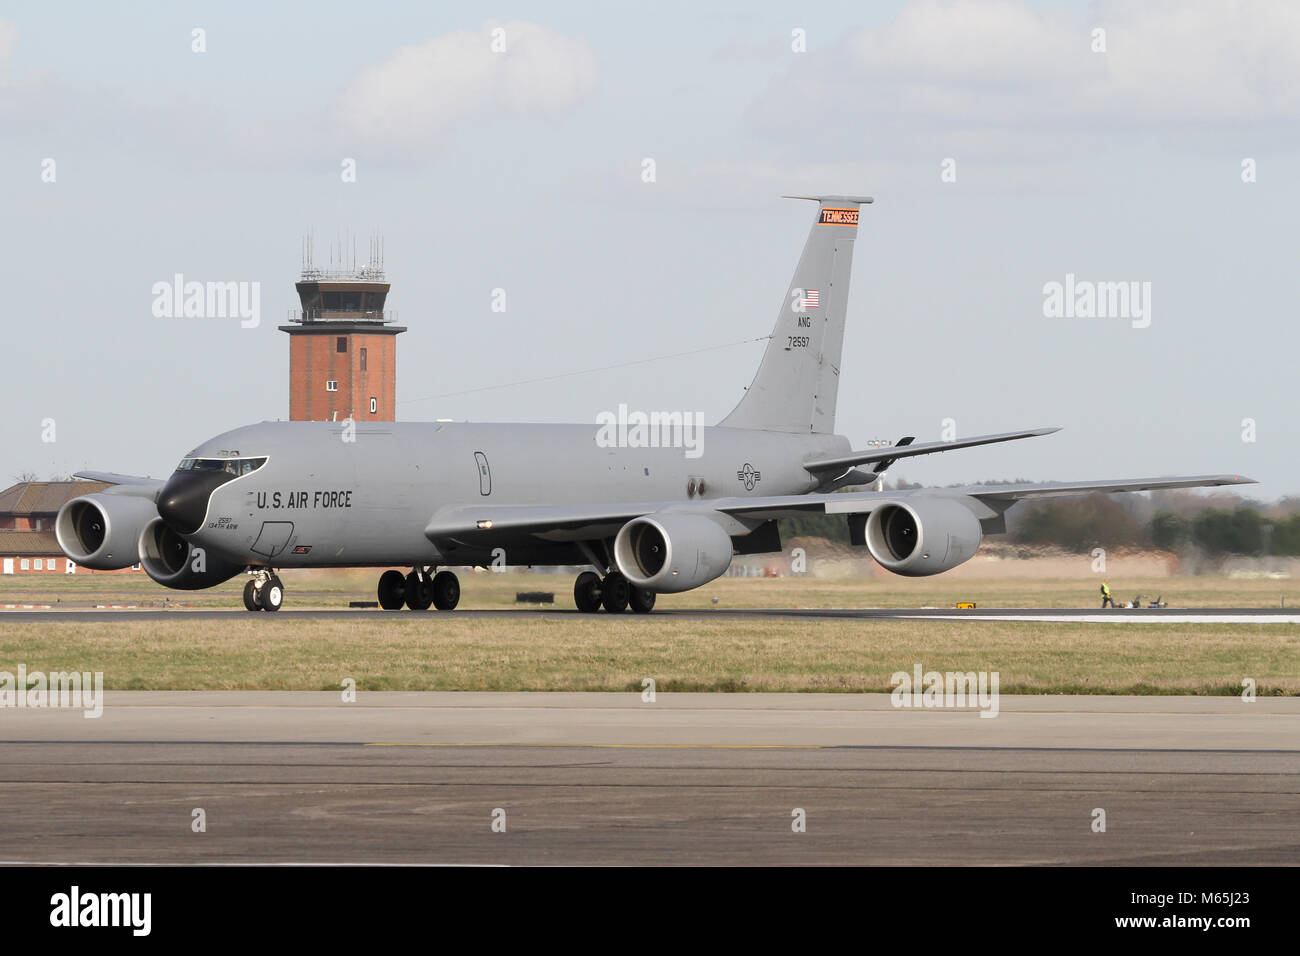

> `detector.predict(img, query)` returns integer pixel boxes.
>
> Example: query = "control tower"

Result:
[279,233,406,422]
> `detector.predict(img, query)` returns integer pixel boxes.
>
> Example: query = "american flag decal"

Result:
[802,290,820,309]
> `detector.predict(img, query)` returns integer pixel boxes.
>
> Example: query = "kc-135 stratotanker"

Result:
[56,196,1253,612]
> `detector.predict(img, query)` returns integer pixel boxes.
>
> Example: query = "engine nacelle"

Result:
[613,511,734,593]
[55,493,159,570]
[865,497,983,577]
[137,517,244,590]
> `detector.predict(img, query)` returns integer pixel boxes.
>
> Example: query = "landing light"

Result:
[477,519,494,530]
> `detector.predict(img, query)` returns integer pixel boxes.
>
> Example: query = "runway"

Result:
[1,692,1296,865]
[3,606,1299,623]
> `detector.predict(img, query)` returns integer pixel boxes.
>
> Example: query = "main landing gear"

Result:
[574,570,656,614]
[379,568,460,611]
[243,570,284,612]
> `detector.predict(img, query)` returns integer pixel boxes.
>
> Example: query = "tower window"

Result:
[336,337,347,353]
[370,397,378,414]
[326,380,338,392]
[360,347,367,371]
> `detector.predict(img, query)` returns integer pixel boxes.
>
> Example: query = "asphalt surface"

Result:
[2,606,1299,622]
[1,692,1296,865]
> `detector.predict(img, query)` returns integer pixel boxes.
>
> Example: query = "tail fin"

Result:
[719,194,870,434]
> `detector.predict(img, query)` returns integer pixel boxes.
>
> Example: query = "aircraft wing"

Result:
[73,470,164,498]
[426,495,832,542]
[949,475,1256,504]
[425,473,1254,544]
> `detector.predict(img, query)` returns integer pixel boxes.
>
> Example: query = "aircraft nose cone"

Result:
[157,470,235,535]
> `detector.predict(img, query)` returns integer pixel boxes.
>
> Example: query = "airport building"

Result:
[280,235,405,422]
[0,480,140,574]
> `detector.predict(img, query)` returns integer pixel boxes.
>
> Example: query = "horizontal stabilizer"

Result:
[782,194,874,205]
[802,427,1060,474]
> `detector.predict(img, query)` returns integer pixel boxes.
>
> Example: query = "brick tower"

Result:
[279,233,406,422]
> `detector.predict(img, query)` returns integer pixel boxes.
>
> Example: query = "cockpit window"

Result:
[176,456,267,475]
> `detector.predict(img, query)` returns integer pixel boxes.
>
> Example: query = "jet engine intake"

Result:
[137,517,243,590]
[865,497,983,577]
[613,511,734,593]
[55,493,158,570]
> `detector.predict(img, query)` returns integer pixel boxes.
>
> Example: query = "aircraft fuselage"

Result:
[166,420,851,569]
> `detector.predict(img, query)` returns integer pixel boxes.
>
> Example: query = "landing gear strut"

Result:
[243,570,283,612]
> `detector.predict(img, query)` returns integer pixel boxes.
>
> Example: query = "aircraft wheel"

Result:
[262,575,284,612]
[431,570,460,611]
[629,585,656,614]
[574,571,602,613]
[601,572,629,613]
[405,571,433,610]
[378,569,407,610]
[243,579,262,612]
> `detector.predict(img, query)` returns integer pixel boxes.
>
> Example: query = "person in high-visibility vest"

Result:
[1100,581,1114,608]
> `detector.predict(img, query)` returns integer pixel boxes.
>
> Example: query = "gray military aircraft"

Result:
[56,195,1253,612]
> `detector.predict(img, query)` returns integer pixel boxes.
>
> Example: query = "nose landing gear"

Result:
[243,570,284,612]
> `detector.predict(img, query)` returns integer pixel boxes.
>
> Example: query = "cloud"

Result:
[0,19,15,70]
[334,20,598,150]
[847,0,1300,122]
[745,0,1300,163]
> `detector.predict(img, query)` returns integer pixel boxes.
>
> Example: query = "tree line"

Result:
[777,480,1296,559]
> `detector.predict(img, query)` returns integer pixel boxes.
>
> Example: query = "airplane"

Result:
[55,194,1254,612]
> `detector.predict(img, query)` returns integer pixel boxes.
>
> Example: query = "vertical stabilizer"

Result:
[719,195,869,433]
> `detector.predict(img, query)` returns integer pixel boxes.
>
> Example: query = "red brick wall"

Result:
[288,331,397,422]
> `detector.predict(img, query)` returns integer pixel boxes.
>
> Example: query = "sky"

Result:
[2,0,1297,498]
